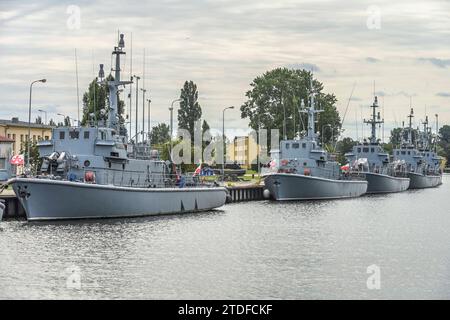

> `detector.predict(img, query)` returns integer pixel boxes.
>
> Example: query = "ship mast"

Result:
[100,34,132,132]
[301,76,322,141]
[364,96,383,144]
[407,108,414,146]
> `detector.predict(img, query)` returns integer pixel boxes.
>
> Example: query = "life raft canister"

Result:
[304,168,311,176]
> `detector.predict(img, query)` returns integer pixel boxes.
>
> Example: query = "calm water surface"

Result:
[1,175,450,299]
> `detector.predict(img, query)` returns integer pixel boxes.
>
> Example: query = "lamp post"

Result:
[27,79,46,172]
[222,106,235,180]
[38,109,47,125]
[169,98,182,160]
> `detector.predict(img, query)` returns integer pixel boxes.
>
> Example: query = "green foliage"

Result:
[20,140,41,174]
[438,125,450,164]
[335,137,357,164]
[177,80,202,139]
[150,123,170,145]
[390,127,418,147]
[81,75,126,129]
[35,116,42,124]
[240,68,341,149]
[48,119,56,126]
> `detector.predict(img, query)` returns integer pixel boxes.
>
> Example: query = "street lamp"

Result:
[27,78,46,172]
[38,109,47,125]
[133,75,140,144]
[169,98,182,160]
[222,106,235,180]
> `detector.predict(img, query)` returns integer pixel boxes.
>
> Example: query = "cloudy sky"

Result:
[1,0,449,140]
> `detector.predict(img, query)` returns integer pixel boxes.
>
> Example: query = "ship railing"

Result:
[84,167,207,188]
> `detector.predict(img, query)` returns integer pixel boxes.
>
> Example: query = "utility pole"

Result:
[134,75,140,143]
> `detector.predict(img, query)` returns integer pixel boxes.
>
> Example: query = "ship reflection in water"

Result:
[0,175,449,299]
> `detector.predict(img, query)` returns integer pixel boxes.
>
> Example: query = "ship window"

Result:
[302,143,306,148]
[401,151,406,155]
[285,143,290,149]
[357,148,361,153]
[303,162,307,166]
[84,160,90,167]
[69,131,79,139]
[407,151,410,155]
[84,131,90,139]
[396,151,399,155]
[292,143,299,149]
[363,148,369,153]
[59,131,65,139]
[427,153,429,157]
[371,148,375,153]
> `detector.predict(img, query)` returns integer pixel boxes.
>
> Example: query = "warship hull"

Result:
[263,173,368,200]
[364,173,410,194]
[9,178,227,221]
[408,172,442,189]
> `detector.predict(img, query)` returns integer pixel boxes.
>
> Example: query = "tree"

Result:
[35,116,42,124]
[438,125,450,164]
[20,140,41,174]
[48,119,56,127]
[150,123,170,145]
[390,127,418,147]
[240,68,341,149]
[81,75,126,132]
[177,80,202,139]
[335,137,357,164]
[64,117,71,127]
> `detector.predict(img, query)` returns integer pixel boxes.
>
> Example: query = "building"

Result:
[0,135,14,181]
[228,135,258,169]
[0,117,53,156]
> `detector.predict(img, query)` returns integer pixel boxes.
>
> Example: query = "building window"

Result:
[45,136,49,140]
[0,157,6,169]
[12,134,16,141]
[59,131,65,139]
[33,135,36,141]
[7,134,11,138]
[20,134,24,142]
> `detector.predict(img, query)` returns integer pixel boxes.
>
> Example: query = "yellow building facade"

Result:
[0,117,53,156]
[228,135,258,169]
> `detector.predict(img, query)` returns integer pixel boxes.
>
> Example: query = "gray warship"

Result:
[5,34,227,221]
[345,96,410,193]
[393,109,442,189]
[262,84,368,200]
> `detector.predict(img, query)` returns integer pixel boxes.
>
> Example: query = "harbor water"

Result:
[1,175,449,299]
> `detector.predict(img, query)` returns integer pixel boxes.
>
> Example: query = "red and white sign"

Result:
[10,154,25,165]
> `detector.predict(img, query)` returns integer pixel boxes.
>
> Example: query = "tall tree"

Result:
[35,116,42,124]
[150,123,171,145]
[438,125,450,163]
[177,80,202,139]
[48,119,56,127]
[240,68,341,149]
